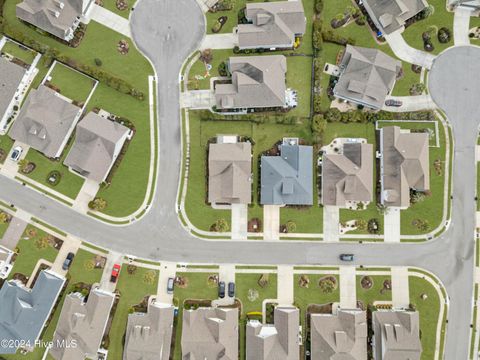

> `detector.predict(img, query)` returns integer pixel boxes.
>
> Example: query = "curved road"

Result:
[0,1,476,358]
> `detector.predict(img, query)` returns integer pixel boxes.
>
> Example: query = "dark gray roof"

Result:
[334,45,402,110]
[238,1,306,49]
[0,57,27,119]
[261,144,313,205]
[310,309,367,360]
[246,306,300,360]
[9,85,81,158]
[380,126,429,208]
[50,288,115,360]
[16,0,86,39]
[215,55,287,109]
[181,307,238,360]
[0,270,65,354]
[124,301,174,360]
[373,311,422,359]
[64,112,130,183]
[362,0,428,35]
[322,143,373,206]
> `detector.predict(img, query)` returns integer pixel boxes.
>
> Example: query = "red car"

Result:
[110,264,121,283]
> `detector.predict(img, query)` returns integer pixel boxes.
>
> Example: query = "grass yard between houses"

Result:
[47,62,96,103]
[1,40,36,64]
[107,265,159,360]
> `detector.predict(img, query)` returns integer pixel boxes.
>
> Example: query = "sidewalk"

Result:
[88,5,131,37]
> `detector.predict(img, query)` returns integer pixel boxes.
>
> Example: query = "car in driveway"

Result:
[228,282,235,298]
[385,99,403,107]
[218,281,225,298]
[339,254,354,261]
[10,146,23,162]
[167,277,174,294]
[62,252,75,270]
[110,264,121,283]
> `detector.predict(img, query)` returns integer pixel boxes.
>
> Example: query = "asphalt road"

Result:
[0,1,475,358]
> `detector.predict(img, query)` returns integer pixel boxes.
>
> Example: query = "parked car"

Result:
[339,254,354,262]
[10,146,23,162]
[167,277,174,294]
[385,99,403,107]
[218,281,226,298]
[110,264,121,283]
[62,252,75,270]
[228,282,235,298]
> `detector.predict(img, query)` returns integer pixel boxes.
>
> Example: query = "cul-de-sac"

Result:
[0,0,479,358]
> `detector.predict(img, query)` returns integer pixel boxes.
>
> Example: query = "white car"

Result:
[10,146,23,162]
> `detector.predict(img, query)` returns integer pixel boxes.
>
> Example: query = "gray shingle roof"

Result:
[9,85,81,158]
[208,142,252,204]
[181,307,238,359]
[0,57,27,120]
[322,143,373,206]
[373,311,422,359]
[334,45,402,110]
[362,0,428,35]
[0,270,65,354]
[64,112,130,183]
[310,309,367,360]
[215,55,287,109]
[50,287,114,360]
[246,306,300,360]
[238,1,306,49]
[380,126,430,208]
[261,144,313,205]
[16,0,87,40]
[124,301,174,360]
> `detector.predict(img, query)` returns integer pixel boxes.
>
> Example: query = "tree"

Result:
[356,219,367,231]
[311,114,327,137]
[319,278,336,293]
[18,159,29,172]
[200,49,213,63]
[35,236,50,250]
[212,219,229,232]
[0,212,9,224]
[285,221,297,233]
[94,58,102,66]
[143,270,157,284]
[88,197,108,211]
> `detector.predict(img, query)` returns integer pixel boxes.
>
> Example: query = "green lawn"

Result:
[23,142,85,200]
[477,163,480,211]
[101,0,132,19]
[402,0,454,55]
[48,62,96,103]
[0,134,14,164]
[409,276,442,360]
[237,273,278,315]
[355,275,392,306]
[187,49,233,91]
[1,40,36,64]
[107,265,159,360]
[392,63,423,96]
[294,273,340,309]
[286,55,312,117]
[8,225,59,279]
[0,219,9,238]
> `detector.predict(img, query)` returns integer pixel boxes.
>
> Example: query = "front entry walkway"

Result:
[88,5,131,37]
[323,206,340,241]
[454,7,472,46]
[339,266,356,309]
[384,207,401,243]
[384,30,435,69]
[263,205,280,240]
[391,267,410,309]
[200,33,238,50]
[231,204,248,240]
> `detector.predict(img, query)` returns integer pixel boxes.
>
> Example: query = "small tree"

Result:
[319,278,336,293]
[211,219,229,232]
[286,221,297,233]
[34,236,50,250]
[18,159,29,172]
[356,219,367,231]
[143,270,157,284]
[0,212,9,224]
[200,49,213,63]
[89,197,108,211]
[94,58,102,66]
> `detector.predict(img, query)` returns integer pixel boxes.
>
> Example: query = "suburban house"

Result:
[237,1,306,49]
[64,112,132,184]
[0,245,14,279]
[16,0,95,41]
[181,307,238,359]
[0,270,65,354]
[208,140,252,205]
[215,55,287,110]
[9,85,82,158]
[333,45,402,110]
[0,56,29,132]
[261,139,313,205]
[321,141,373,207]
[50,287,115,360]
[372,310,422,359]
[310,309,368,359]
[379,126,430,208]
[246,306,300,360]
[123,300,174,360]
[361,0,428,35]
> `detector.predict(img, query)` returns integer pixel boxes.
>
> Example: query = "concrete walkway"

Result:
[454,7,472,46]
[180,90,215,109]
[323,206,340,242]
[0,216,28,250]
[231,204,248,240]
[73,179,99,214]
[384,208,400,243]
[383,95,438,112]
[339,266,356,309]
[391,267,410,309]
[200,33,238,50]
[89,5,131,37]
[51,235,81,276]
[384,30,435,69]
[157,261,177,304]
[263,205,280,240]
[277,265,294,306]
[99,251,123,292]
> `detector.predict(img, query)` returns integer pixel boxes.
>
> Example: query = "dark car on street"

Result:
[62,252,75,270]
[339,254,354,261]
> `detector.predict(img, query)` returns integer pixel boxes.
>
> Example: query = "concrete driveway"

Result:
[200,33,238,50]
[454,7,472,46]
[99,251,123,292]
[157,261,177,304]
[51,235,81,276]
[339,266,356,308]
[323,206,339,241]
[384,208,400,243]
[391,267,410,309]
[382,95,437,112]
[180,90,215,109]
[384,30,435,69]
[277,265,294,306]
[263,205,280,240]
[73,179,99,214]
[0,217,27,251]
[231,204,248,240]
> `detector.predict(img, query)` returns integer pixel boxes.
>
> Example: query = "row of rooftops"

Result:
[208,125,430,208]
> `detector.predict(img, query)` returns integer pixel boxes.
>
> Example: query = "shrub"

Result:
[438,27,451,43]
[367,218,380,234]
[218,61,228,76]
[34,236,50,250]
[356,219,367,231]
[84,259,95,271]
[94,58,102,66]
[313,19,323,50]
[285,221,297,233]
[211,20,222,33]
[143,270,157,284]
[322,30,355,46]
[311,114,327,140]
[211,218,229,232]
[216,0,233,11]
[314,0,324,14]
[88,197,108,211]
[319,277,336,293]
[0,212,9,224]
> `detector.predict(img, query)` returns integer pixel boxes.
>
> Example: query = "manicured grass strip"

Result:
[0,200,16,211]
[236,265,278,270]
[100,0,132,19]
[1,40,36,64]
[87,211,131,225]
[31,217,67,237]
[82,241,109,254]
[293,266,339,271]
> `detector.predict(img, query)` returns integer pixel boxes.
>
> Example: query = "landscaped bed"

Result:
[355,274,392,308]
